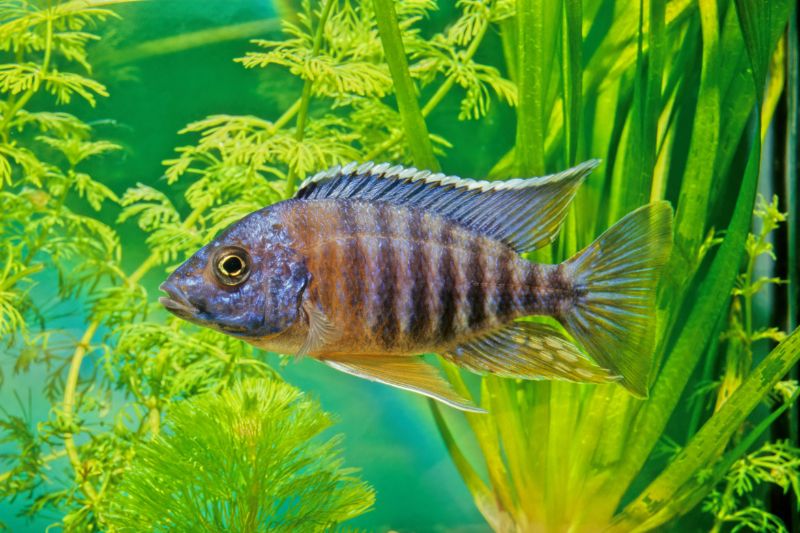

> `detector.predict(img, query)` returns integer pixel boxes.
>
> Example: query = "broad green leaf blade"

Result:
[734,0,775,95]
[670,0,721,288]
[621,0,665,212]
[609,327,800,531]
[606,107,763,506]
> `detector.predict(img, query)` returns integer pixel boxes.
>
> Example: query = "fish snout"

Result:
[159,280,199,317]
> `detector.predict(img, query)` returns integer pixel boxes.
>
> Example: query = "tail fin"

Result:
[560,202,673,397]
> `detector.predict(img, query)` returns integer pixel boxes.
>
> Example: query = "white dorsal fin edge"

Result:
[296,159,601,253]
[300,160,599,195]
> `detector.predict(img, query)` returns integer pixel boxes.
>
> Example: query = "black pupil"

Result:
[222,255,243,275]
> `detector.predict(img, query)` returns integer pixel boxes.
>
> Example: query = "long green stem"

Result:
[284,0,336,196]
[561,0,582,166]
[785,11,799,505]
[669,0,720,288]
[515,0,546,176]
[373,0,438,170]
[363,11,492,163]
[609,326,800,531]
[108,19,281,65]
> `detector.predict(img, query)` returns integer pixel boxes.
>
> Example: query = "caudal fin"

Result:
[560,202,673,397]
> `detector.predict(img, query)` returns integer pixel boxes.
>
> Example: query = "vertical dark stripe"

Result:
[522,263,542,313]
[376,203,398,348]
[466,240,486,329]
[495,249,515,321]
[339,201,364,314]
[437,223,458,343]
[408,208,429,341]
[392,209,412,342]
[546,264,574,318]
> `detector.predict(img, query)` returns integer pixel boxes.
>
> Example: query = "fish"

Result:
[159,160,673,412]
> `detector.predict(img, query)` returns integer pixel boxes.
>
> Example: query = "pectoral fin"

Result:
[323,355,486,413]
[297,299,339,358]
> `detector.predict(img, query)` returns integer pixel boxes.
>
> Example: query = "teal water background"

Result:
[1,1,487,530]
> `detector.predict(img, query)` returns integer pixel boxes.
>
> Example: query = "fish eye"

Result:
[213,247,251,286]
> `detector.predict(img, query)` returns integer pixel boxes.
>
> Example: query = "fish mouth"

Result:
[159,281,199,317]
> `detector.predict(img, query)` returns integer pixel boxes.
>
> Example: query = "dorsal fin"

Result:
[296,160,599,253]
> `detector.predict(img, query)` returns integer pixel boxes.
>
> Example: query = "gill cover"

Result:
[259,242,311,336]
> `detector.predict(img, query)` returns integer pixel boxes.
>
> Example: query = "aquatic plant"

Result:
[215,0,798,529]
[107,378,375,532]
[1,0,798,530]
[0,1,373,529]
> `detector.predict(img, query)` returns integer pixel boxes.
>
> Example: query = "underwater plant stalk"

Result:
[560,0,582,166]
[285,0,336,196]
[604,110,763,511]
[620,0,664,213]
[609,326,800,531]
[515,0,546,176]
[786,5,799,459]
[108,19,281,64]
[372,0,438,170]
[363,8,492,162]
[670,0,720,287]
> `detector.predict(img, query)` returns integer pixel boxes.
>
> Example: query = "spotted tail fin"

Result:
[560,202,673,397]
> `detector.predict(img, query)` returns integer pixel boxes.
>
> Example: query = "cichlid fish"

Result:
[159,160,673,412]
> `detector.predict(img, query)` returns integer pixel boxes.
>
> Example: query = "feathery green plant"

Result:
[2,0,799,530]
[0,1,373,529]
[107,379,375,532]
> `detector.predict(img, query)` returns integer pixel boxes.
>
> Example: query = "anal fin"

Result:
[443,321,619,385]
[323,355,485,413]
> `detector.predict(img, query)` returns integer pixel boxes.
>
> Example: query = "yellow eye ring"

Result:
[213,248,251,286]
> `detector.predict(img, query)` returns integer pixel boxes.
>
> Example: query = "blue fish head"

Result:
[159,207,309,339]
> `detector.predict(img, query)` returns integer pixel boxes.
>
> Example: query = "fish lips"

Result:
[159,280,200,320]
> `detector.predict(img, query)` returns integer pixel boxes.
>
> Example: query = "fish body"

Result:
[160,160,673,411]
[269,198,567,355]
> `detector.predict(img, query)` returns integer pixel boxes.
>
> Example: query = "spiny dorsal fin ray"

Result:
[322,355,485,413]
[296,160,600,253]
[441,321,618,384]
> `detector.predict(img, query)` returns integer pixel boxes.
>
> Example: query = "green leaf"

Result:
[670,0,721,287]
[608,107,764,513]
[560,0,582,165]
[611,328,800,531]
